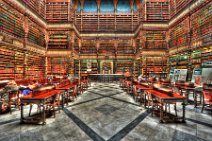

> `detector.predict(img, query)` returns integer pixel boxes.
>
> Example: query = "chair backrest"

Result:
[72,85,78,96]
[132,85,138,95]
[172,86,180,93]
[203,90,212,103]
[146,91,153,102]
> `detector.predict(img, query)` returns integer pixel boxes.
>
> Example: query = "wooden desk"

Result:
[146,89,186,123]
[55,84,77,108]
[134,84,152,107]
[20,89,64,125]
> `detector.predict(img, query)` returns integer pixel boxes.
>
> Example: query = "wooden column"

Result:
[132,39,136,76]
[129,0,134,32]
[96,39,100,74]
[187,15,192,81]
[78,39,82,84]
[113,0,118,31]
[44,31,49,80]
[70,32,75,77]
[166,31,170,75]
[114,40,118,74]
[22,16,30,79]
[96,0,101,32]
[80,0,84,31]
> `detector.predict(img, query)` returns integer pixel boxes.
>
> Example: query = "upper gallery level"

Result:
[6,0,196,33]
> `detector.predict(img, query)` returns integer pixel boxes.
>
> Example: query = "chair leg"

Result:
[174,104,178,117]
[29,104,33,116]
[201,104,204,113]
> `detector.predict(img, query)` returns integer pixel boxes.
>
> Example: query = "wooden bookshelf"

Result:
[191,51,201,69]
[46,1,69,22]
[170,0,192,18]
[28,21,45,47]
[75,12,139,32]
[22,0,46,18]
[74,60,98,75]
[0,3,24,38]
[202,51,212,68]
[48,57,67,75]
[146,1,169,22]
[14,51,24,80]
[0,47,15,80]
[191,3,211,48]
[169,18,189,48]
[142,57,167,78]
[48,33,68,49]
[26,53,45,80]
[116,61,133,75]
[145,31,167,49]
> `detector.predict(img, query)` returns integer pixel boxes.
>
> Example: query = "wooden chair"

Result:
[201,90,212,113]
[45,92,61,118]
[71,85,78,99]
[132,85,142,102]
[146,91,160,116]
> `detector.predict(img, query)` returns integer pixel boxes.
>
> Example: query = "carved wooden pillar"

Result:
[22,16,30,79]
[187,15,192,81]
[44,31,49,80]
[96,40,100,74]
[96,0,101,32]
[129,0,134,32]
[132,39,136,76]
[70,32,75,77]
[166,31,170,75]
[78,39,82,83]
[80,0,84,31]
[114,40,118,74]
[113,0,118,31]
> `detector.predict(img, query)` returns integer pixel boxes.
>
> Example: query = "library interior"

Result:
[0,0,212,141]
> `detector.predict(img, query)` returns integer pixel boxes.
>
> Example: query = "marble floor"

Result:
[0,83,212,141]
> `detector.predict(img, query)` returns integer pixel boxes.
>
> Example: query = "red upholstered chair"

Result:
[201,89,212,113]
[71,85,78,99]
[146,91,161,116]
[132,85,140,102]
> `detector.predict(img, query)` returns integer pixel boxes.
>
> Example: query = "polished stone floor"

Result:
[0,83,212,141]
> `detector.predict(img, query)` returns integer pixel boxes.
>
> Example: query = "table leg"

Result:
[160,103,164,123]
[182,102,186,123]
[20,103,24,123]
[194,91,197,108]
[42,102,46,125]
[144,92,147,108]
[62,92,65,109]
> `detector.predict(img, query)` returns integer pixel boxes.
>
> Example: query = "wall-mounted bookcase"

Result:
[0,3,24,38]
[191,51,201,69]
[48,33,68,49]
[14,51,24,80]
[116,60,133,75]
[23,0,46,18]
[46,1,69,22]
[191,3,212,48]
[74,60,98,75]
[142,57,167,78]
[146,1,169,22]
[170,0,192,18]
[26,54,45,80]
[169,18,189,48]
[202,51,212,68]
[28,21,45,47]
[0,47,15,80]
[145,31,167,49]
[48,57,67,75]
